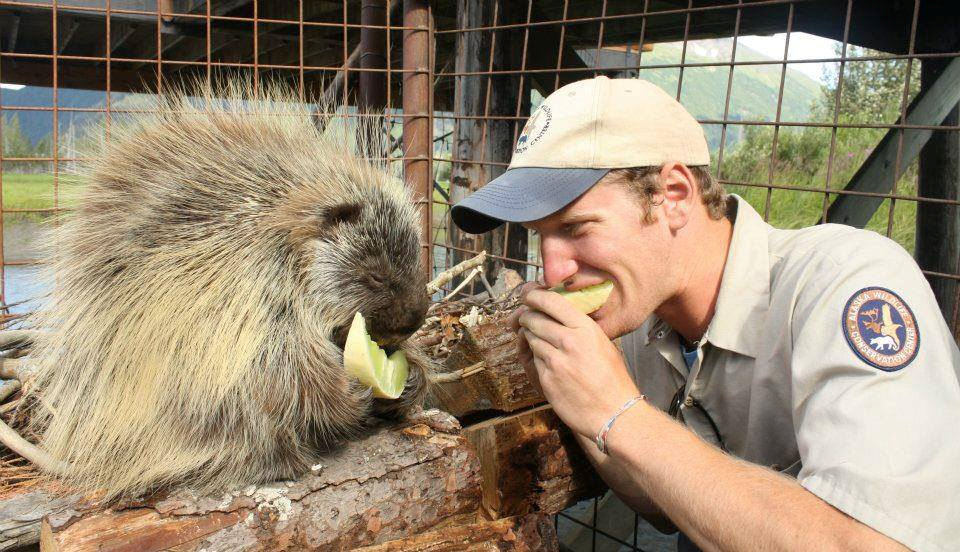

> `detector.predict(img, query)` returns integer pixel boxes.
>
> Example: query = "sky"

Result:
[738,32,841,82]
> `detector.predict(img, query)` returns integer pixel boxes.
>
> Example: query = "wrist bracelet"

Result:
[595,395,645,455]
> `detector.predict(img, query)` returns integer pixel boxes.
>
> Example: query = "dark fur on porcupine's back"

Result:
[25,81,432,499]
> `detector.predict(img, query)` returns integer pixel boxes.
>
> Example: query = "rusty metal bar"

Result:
[434,0,825,35]
[0,30,4,305]
[820,0,854,218]
[763,3,795,220]
[52,0,59,216]
[0,1,421,30]
[8,49,960,67]
[885,0,923,236]
[5,50,960,84]
[710,1,742,183]
[0,0,956,339]
[402,0,432,279]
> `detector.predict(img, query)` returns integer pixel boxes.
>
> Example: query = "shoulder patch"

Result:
[842,287,920,372]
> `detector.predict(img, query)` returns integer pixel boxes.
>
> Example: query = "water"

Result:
[3,219,48,315]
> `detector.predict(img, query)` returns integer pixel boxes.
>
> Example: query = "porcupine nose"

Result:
[370,292,428,350]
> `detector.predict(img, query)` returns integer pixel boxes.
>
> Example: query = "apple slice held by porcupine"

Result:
[343,312,409,399]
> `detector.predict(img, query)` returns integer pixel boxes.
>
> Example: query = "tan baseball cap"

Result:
[451,76,710,234]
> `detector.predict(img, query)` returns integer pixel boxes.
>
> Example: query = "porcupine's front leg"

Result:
[371,343,434,420]
[294,339,376,451]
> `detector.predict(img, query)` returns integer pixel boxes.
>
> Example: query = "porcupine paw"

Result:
[371,344,434,420]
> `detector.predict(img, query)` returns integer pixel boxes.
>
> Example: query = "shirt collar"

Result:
[701,195,771,357]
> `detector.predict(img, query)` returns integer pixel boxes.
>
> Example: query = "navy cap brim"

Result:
[450,167,609,234]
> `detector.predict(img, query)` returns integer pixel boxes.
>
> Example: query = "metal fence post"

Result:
[403,0,433,281]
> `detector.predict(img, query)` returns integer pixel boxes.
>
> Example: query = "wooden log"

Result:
[39,409,483,552]
[353,513,559,551]
[434,313,544,417]
[463,404,606,520]
[0,487,83,551]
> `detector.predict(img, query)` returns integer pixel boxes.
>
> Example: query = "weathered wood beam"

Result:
[38,410,482,551]
[7,14,20,54]
[57,17,81,55]
[354,513,559,551]
[0,57,155,91]
[793,1,960,55]
[4,4,166,25]
[109,22,136,55]
[462,404,606,519]
[521,4,618,96]
[916,57,960,333]
[824,56,960,228]
[449,0,529,282]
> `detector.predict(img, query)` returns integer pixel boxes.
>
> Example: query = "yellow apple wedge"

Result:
[343,311,408,399]
[550,280,614,314]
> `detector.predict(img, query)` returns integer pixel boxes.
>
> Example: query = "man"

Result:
[450,76,960,552]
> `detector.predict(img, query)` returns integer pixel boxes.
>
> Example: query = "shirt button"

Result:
[656,330,665,339]
[683,396,694,407]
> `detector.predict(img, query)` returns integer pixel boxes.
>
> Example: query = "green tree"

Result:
[720,44,921,251]
[3,114,36,170]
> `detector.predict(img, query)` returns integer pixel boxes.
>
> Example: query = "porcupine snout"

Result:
[364,273,429,351]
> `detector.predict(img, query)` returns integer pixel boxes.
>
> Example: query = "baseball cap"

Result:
[450,76,710,234]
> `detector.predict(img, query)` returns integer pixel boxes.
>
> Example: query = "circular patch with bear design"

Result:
[842,287,920,372]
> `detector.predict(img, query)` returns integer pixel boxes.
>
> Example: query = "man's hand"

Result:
[509,283,642,439]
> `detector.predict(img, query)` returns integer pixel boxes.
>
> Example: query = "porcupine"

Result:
[22,81,432,499]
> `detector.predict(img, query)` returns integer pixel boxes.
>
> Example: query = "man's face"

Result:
[524,178,675,339]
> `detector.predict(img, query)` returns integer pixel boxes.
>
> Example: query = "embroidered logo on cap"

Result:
[842,287,919,372]
[514,105,551,155]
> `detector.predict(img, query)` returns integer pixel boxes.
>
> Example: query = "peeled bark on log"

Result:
[462,405,606,520]
[435,315,543,417]
[39,409,482,552]
[0,487,82,551]
[353,513,558,551]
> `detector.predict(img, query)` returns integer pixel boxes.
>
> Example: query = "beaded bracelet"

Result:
[595,395,646,455]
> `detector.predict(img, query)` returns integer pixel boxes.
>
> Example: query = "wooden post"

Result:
[402,0,433,281]
[449,0,529,282]
[359,0,387,112]
[462,404,607,520]
[917,58,960,334]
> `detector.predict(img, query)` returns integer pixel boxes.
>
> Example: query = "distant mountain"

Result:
[579,39,825,151]
[1,86,108,146]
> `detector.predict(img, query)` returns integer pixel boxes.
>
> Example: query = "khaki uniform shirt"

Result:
[620,195,960,552]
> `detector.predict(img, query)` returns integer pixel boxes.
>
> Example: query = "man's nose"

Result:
[540,237,578,288]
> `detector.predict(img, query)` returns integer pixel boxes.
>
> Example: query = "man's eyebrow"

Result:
[558,212,600,224]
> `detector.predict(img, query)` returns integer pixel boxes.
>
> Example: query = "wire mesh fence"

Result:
[428,0,959,346]
[0,0,957,550]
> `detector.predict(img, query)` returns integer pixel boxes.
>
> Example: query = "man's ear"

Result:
[658,161,697,232]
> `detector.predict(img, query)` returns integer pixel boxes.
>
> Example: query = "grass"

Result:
[1,173,84,217]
